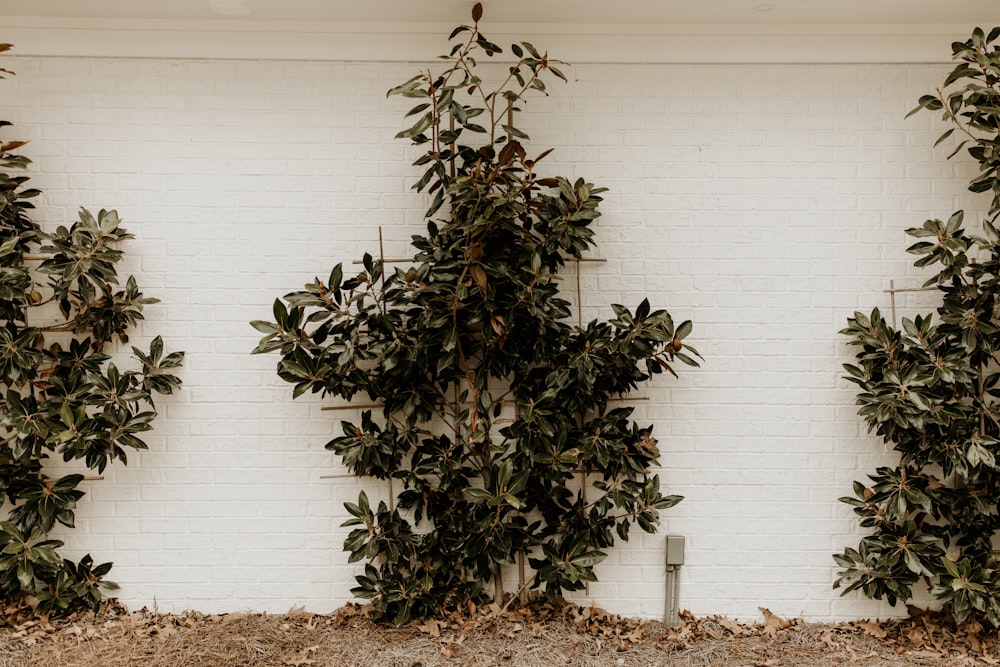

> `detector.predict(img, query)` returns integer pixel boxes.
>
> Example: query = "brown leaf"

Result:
[417,619,441,638]
[966,625,983,654]
[498,140,521,165]
[716,616,744,635]
[907,626,926,647]
[759,608,793,638]
[154,625,177,638]
[625,627,645,642]
[637,433,659,456]
[858,620,887,639]
[905,649,948,659]
[470,264,487,289]
[283,645,319,667]
[471,2,483,22]
[531,148,555,166]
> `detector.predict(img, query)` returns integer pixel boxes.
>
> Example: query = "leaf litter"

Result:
[1,596,998,666]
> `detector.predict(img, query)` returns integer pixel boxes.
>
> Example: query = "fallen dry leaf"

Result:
[759,607,794,638]
[716,616,745,636]
[905,649,948,658]
[858,620,887,639]
[906,626,926,647]
[282,644,319,666]
[417,619,441,637]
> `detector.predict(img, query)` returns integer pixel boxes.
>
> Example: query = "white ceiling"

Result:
[0,0,997,25]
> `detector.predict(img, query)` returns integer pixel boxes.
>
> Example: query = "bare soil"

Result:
[2,598,998,666]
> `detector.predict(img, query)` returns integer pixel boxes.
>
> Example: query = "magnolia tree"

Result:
[0,45,183,615]
[254,5,699,624]
[835,27,1000,625]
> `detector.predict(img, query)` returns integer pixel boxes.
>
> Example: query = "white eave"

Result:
[1,0,998,64]
[2,18,988,64]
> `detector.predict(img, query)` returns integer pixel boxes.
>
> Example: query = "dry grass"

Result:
[2,598,998,666]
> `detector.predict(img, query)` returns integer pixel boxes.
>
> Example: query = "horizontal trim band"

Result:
[3,17,973,63]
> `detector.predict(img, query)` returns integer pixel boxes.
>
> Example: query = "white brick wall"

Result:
[3,46,980,621]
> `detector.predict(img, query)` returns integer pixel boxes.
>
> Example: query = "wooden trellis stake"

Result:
[882,279,937,329]
[328,238,620,602]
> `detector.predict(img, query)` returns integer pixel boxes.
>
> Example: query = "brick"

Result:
[1,51,965,623]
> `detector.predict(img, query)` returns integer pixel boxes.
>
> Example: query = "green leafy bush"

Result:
[0,45,184,615]
[253,5,698,624]
[835,27,1000,625]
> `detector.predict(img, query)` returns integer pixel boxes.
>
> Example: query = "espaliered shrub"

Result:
[835,27,1000,625]
[253,5,699,625]
[0,45,184,615]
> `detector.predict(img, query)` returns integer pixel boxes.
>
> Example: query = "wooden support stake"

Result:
[518,551,527,604]
[882,280,937,330]
[378,226,385,283]
[882,285,937,293]
[889,279,897,329]
[574,255,589,595]
[321,403,383,411]
[449,114,456,178]
[575,259,583,328]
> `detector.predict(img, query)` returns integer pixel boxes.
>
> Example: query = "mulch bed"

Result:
[2,597,998,666]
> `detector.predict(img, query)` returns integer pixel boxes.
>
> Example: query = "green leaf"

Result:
[16,561,34,588]
[386,74,424,98]
[272,299,288,329]
[465,488,493,501]
[570,550,607,568]
[934,128,955,147]
[250,320,279,334]
[329,263,344,292]
[674,320,693,341]
[502,124,529,140]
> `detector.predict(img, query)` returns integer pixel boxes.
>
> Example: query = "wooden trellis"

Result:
[883,279,937,328]
[323,226,629,602]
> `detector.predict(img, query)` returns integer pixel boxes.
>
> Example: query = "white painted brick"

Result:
[1,51,968,623]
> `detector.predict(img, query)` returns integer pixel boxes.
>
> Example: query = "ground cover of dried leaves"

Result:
[2,597,999,666]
